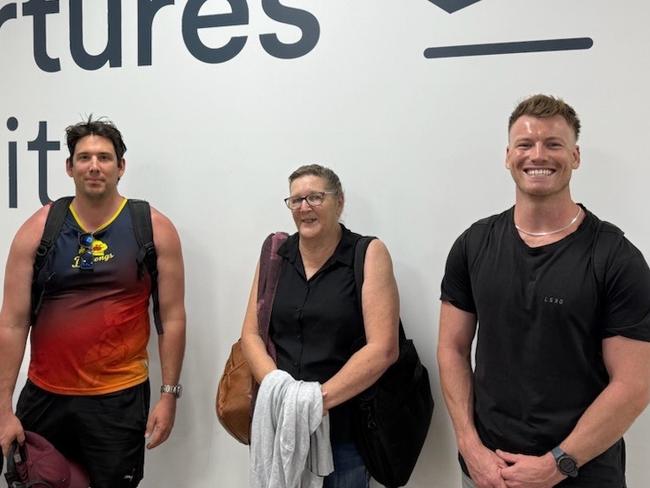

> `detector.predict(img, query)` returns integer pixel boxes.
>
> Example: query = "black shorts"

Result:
[16,379,150,488]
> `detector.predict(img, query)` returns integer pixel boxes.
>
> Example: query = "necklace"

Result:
[515,206,583,237]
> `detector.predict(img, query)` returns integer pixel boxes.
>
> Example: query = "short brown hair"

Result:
[66,115,127,161]
[508,94,581,140]
[288,164,343,196]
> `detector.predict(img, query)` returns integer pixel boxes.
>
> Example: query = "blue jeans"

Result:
[323,443,370,488]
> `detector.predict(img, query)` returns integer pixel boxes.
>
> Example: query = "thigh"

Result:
[71,381,150,488]
[15,380,77,457]
[323,443,370,488]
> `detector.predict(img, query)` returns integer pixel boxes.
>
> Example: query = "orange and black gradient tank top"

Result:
[28,199,151,395]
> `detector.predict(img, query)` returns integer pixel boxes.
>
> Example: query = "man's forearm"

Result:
[560,336,650,468]
[560,379,650,467]
[438,346,482,452]
[157,319,185,386]
[0,325,29,413]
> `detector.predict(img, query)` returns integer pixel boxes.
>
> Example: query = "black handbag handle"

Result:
[4,440,24,487]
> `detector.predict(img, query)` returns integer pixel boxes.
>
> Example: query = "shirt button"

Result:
[293,361,299,367]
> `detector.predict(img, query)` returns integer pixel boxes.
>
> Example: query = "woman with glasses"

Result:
[241,164,400,488]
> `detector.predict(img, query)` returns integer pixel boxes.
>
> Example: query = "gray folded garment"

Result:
[250,369,334,488]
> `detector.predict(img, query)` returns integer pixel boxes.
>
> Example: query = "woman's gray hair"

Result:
[288,164,344,196]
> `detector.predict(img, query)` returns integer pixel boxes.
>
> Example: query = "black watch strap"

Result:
[551,446,578,478]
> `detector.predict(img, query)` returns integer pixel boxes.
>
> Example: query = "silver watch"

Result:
[160,384,183,398]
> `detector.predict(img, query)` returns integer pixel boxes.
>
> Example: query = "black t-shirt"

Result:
[270,224,365,443]
[441,205,650,487]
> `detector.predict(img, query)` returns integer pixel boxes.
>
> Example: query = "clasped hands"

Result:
[466,445,566,488]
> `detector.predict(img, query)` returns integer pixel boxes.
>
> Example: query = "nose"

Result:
[530,142,546,162]
[88,156,100,170]
[298,198,311,210]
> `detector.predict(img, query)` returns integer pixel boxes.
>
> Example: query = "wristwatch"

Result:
[160,384,183,398]
[551,446,578,478]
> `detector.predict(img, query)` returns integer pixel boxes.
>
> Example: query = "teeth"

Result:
[526,169,553,176]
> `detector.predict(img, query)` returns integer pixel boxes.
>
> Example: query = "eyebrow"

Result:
[76,151,114,157]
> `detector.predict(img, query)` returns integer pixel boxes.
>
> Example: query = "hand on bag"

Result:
[0,412,25,457]
[145,395,176,449]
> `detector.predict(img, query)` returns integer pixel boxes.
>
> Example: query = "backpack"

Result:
[351,236,434,488]
[30,197,163,334]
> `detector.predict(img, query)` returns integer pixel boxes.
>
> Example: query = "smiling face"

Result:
[506,115,580,201]
[288,175,343,241]
[66,134,125,200]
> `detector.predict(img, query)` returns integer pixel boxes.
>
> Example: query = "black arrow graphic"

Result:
[424,37,593,58]
[428,0,482,14]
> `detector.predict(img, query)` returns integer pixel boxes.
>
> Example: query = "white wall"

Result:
[1,1,649,486]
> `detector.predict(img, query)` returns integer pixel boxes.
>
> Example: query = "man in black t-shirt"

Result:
[438,95,650,488]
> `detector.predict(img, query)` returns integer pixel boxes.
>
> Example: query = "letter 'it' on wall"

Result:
[260,0,319,59]
[27,121,59,205]
[70,0,122,70]
[7,117,18,208]
[182,0,249,64]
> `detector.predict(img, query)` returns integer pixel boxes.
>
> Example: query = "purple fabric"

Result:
[10,431,89,488]
[256,232,288,361]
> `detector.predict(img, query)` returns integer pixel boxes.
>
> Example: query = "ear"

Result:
[505,145,512,170]
[337,193,345,218]
[66,158,73,176]
[118,158,126,177]
[572,145,580,169]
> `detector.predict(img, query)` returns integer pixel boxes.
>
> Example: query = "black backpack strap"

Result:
[353,236,406,343]
[30,196,74,323]
[127,199,163,335]
[353,236,375,310]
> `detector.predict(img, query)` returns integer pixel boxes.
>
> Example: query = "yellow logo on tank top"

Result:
[71,238,115,268]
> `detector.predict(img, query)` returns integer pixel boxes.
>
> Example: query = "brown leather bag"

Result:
[216,339,255,444]
[215,232,288,444]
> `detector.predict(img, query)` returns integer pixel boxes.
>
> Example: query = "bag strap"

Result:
[30,196,74,323]
[353,236,406,343]
[256,232,289,361]
[2,441,53,488]
[127,199,163,335]
[4,440,21,487]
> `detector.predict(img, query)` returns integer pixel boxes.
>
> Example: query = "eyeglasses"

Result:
[78,233,95,271]
[284,191,337,210]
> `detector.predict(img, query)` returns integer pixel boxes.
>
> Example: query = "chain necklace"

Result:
[515,206,582,237]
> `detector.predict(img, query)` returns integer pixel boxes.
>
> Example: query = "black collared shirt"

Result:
[270,224,365,442]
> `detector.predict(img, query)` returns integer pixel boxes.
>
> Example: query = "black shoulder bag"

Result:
[352,236,434,488]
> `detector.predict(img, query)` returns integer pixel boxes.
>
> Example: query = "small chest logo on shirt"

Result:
[544,296,564,305]
[71,238,115,268]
